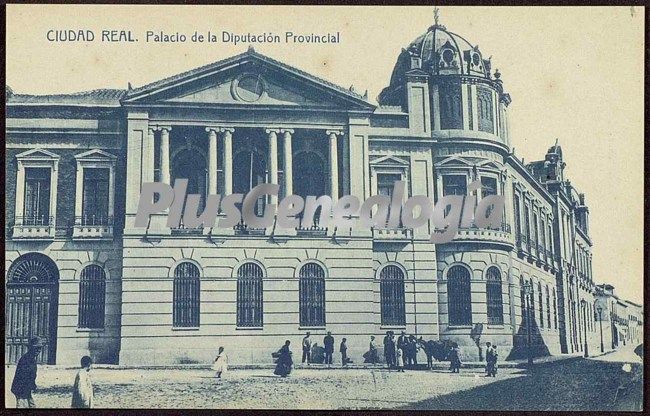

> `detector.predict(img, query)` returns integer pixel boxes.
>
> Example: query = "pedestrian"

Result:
[340,338,349,367]
[419,337,434,370]
[367,335,379,364]
[490,345,499,377]
[396,346,405,372]
[485,342,493,376]
[71,355,94,408]
[448,344,461,373]
[397,331,408,357]
[323,331,335,366]
[273,340,293,377]
[408,335,418,368]
[302,332,312,365]
[11,337,44,408]
[383,331,395,368]
[212,346,228,379]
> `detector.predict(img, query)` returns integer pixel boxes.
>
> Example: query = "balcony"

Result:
[170,219,204,236]
[296,224,328,237]
[72,216,114,239]
[233,221,266,236]
[372,227,413,242]
[448,222,514,248]
[12,216,55,240]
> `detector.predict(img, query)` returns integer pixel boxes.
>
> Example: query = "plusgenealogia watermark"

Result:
[134,180,505,244]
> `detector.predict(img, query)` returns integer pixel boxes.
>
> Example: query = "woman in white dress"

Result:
[71,355,94,408]
[212,347,228,379]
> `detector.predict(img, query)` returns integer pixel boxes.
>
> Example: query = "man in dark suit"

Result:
[323,331,335,366]
[11,337,45,408]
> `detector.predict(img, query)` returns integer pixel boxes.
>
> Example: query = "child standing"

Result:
[396,347,405,372]
[212,347,228,379]
[71,356,94,408]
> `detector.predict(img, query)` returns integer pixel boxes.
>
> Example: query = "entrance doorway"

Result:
[5,253,59,364]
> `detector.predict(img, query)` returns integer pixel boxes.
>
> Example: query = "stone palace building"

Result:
[5,20,604,365]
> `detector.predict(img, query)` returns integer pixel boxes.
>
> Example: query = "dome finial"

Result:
[433,6,440,26]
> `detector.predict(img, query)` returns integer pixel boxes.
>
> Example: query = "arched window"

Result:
[448,265,472,326]
[293,151,327,199]
[380,265,406,326]
[299,263,326,327]
[173,262,200,328]
[553,288,558,329]
[538,282,544,328]
[237,262,264,327]
[519,276,526,322]
[172,149,207,213]
[546,285,551,329]
[233,150,267,217]
[78,265,106,329]
[529,279,535,324]
[486,267,503,325]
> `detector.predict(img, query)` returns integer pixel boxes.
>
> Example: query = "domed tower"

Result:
[376,15,531,360]
[378,18,512,147]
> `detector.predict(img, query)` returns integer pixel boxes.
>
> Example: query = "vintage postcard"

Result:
[4,4,644,411]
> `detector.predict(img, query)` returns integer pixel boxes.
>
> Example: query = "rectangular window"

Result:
[443,175,467,196]
[81,168,110,226]
[481,176,498,219]
[514,195,521,237]
[377,173,402,198]
[377,173,403,226]
[443,175,467,217]
[23,168,51,225]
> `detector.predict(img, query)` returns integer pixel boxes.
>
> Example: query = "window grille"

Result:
[173,262,200,328]
[448,265,472,325]
[486,267,504,325]
[299,263,326,327]
[380,265,406,326]
[237,262,263,327]
[78,265,106,329]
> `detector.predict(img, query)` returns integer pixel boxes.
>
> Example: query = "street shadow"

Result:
[399,357,642,411]
[506,308,551,361]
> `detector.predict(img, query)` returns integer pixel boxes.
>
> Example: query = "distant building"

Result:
[595,284,644,351]
[6,20,607,365]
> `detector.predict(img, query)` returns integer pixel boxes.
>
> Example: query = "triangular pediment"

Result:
[123,50,375,111]
[435,155,473,167]
[370,155,410,166]
[74,149,117,161]
[16,148,59,160]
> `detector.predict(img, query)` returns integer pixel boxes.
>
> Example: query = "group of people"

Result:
[382,331,427,371]
[11,334,501,408]
[11,337,94,409]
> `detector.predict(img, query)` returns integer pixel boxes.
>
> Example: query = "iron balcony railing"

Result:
[75,215,114,227]
[17,215,53,226]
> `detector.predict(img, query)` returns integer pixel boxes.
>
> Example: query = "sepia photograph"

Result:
[4,4,645,411]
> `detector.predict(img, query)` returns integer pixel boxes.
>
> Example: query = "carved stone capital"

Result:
[326,129,345,137]
[265,128,281,135]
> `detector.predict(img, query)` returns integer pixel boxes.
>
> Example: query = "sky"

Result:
[6,5,644,303]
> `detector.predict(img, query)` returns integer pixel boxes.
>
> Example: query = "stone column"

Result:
[222,128,234,195]
[326,130,342,200]
[266,129,279,204]
[206,127,218,194]
[145,127,155,182]
[281,129,294,196]
[160,126,171,185]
